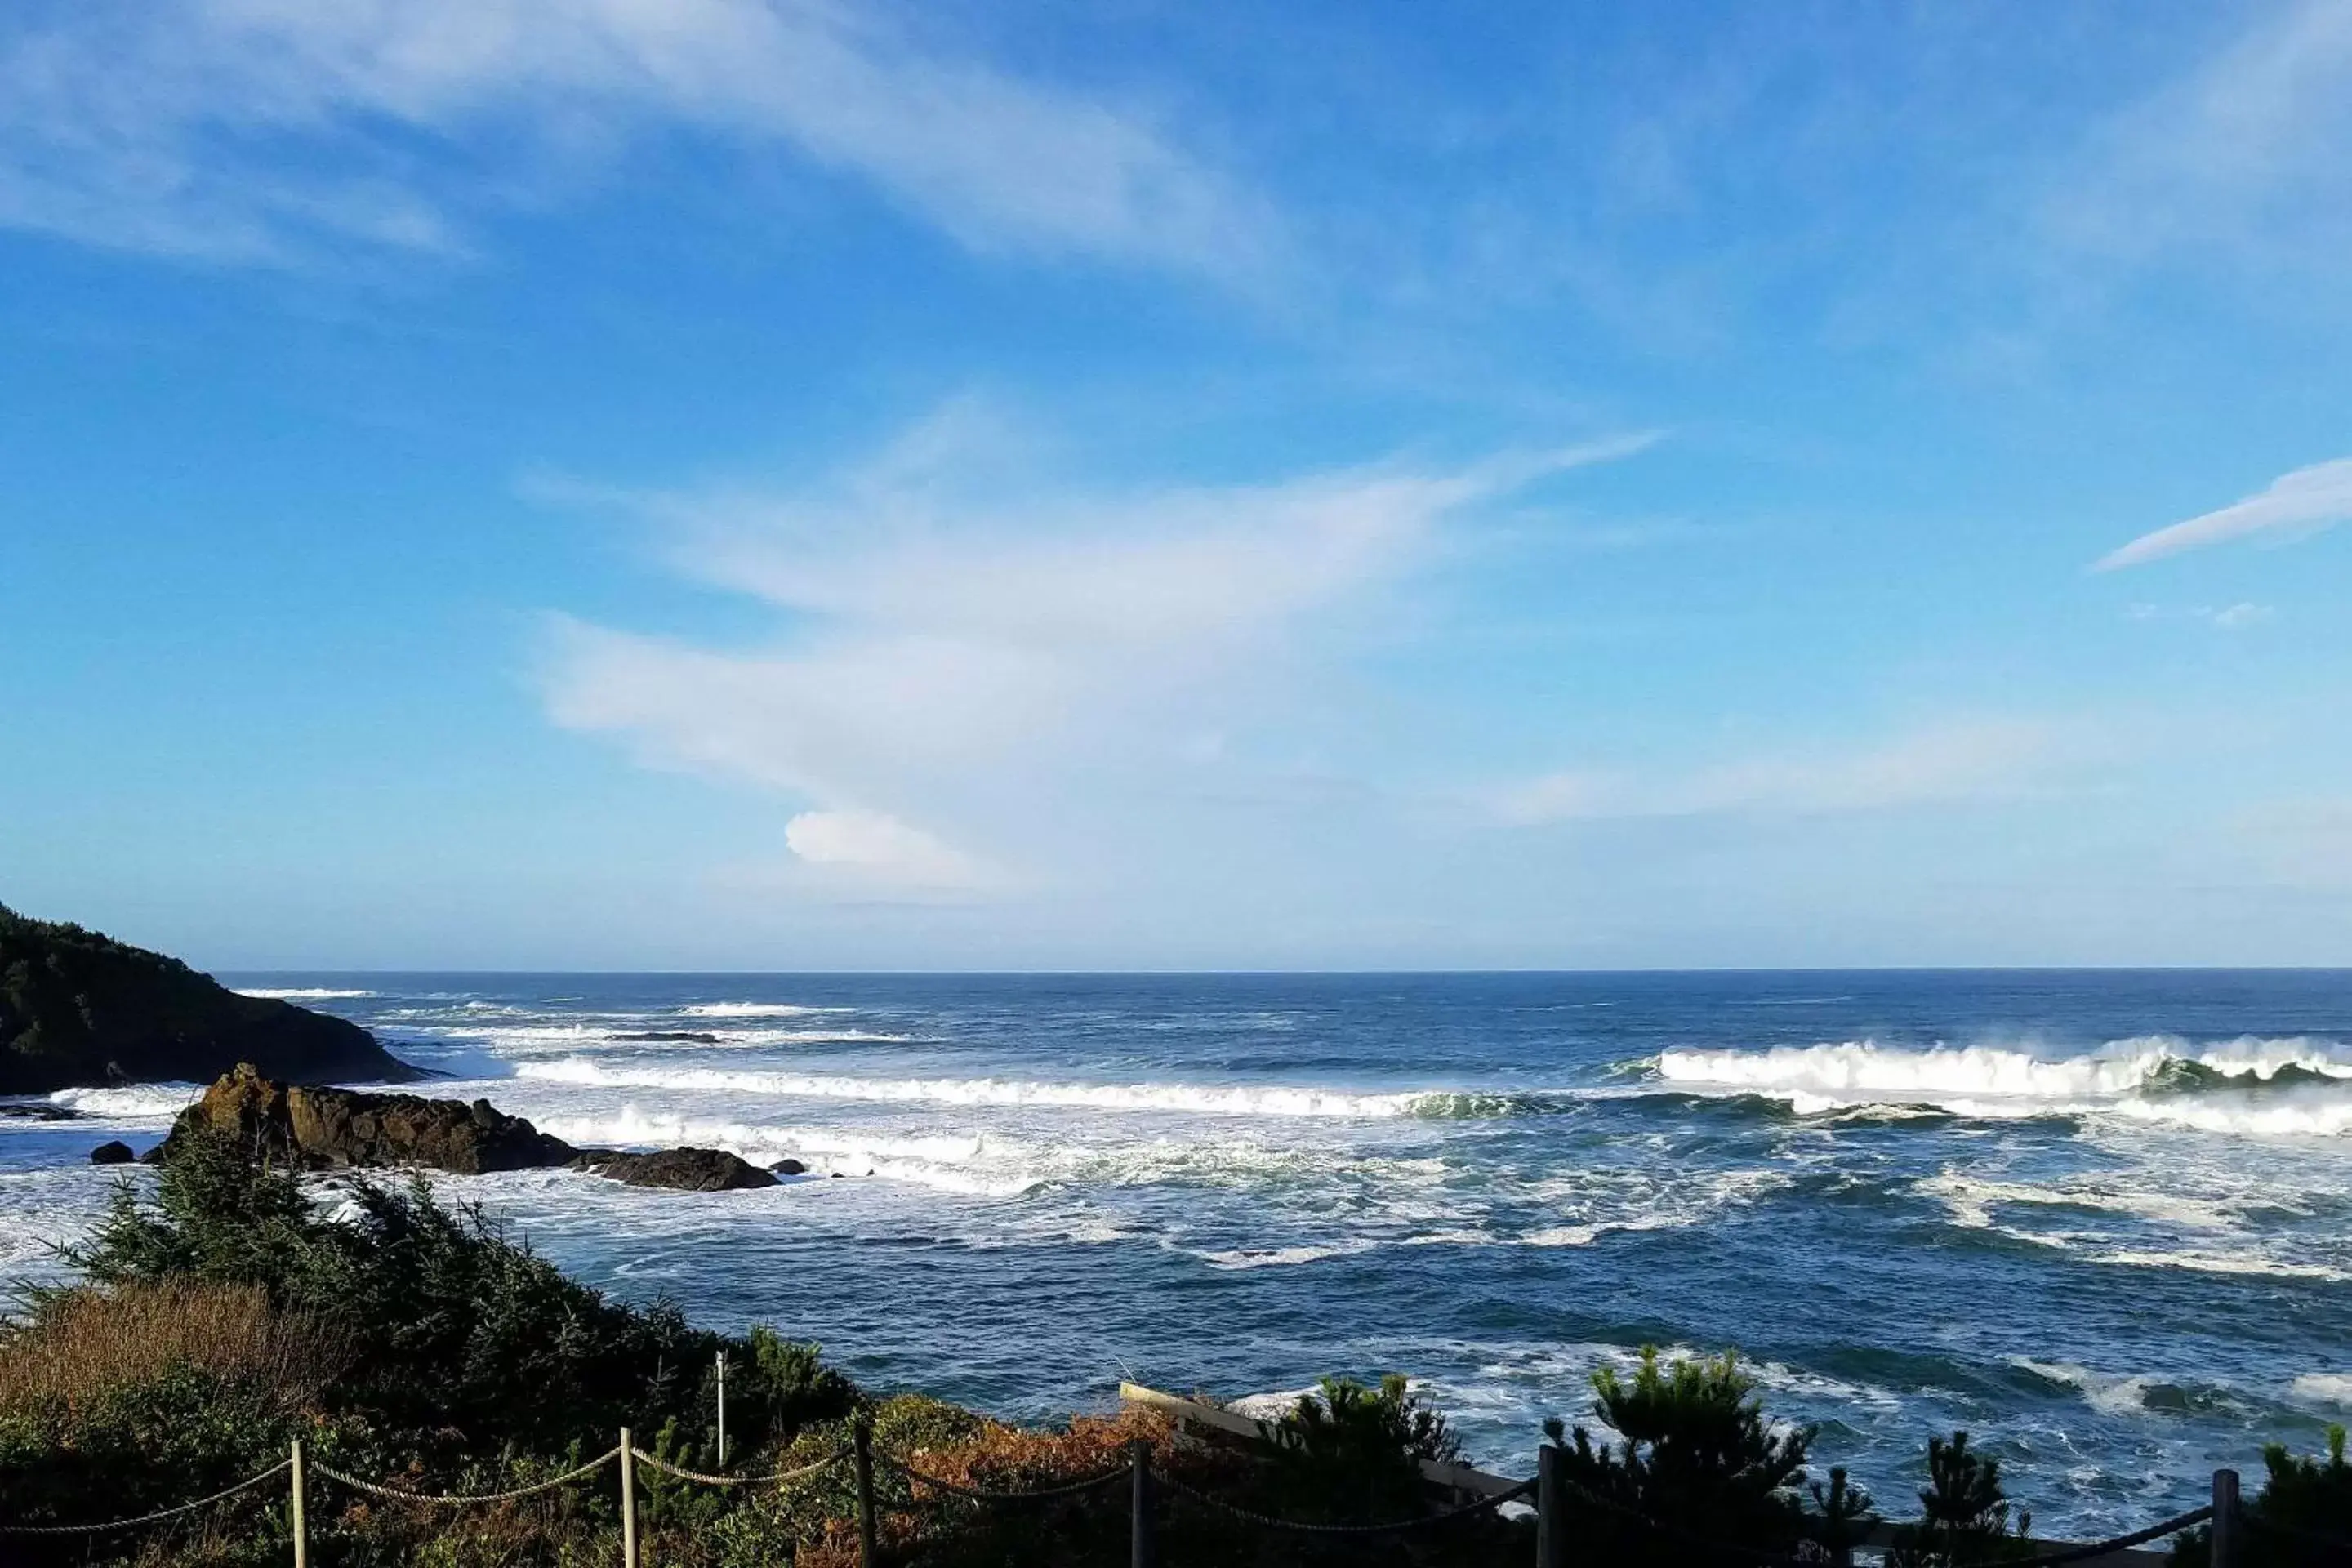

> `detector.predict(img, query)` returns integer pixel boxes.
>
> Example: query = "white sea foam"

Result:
[422,1023,916,1054]
[532,1107,1048,1196]
[1195,1240,1385,1270]
[517,1058,1437,1119]
[1657,1036,2352,1133]
[2291,1374,2352,1408]
[235,987,375,1000]
[47,1083,202,1121]
[2014,1360,2180,1418]
[679,1002,856,1018]
[1917,1173,2242,1232]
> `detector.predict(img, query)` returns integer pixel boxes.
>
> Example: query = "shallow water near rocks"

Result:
[7,969,2350,1538]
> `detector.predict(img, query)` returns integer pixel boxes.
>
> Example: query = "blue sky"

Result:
[2,0,2350,969]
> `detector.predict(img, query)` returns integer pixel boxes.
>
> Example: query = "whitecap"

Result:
[234,987,376,1000]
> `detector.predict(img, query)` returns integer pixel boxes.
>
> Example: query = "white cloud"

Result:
[0,0,1272,276]
[783,808,993,890]
[1484,718,2059,826]
[541,410,1652,890]
[2096,457,2352,569]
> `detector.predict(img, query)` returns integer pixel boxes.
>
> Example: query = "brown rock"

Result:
[158,1064,577,1174]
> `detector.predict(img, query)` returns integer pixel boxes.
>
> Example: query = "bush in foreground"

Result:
[2172,1424,2352,1566]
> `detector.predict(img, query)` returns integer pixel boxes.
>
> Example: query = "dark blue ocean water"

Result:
[7,969,2351,1535]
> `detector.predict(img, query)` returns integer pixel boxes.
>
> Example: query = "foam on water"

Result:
[46,1083,201,1121]
[1657,1036,2352,1132]
[517,1057,1445,1118]
[234,987,377,1000]
[679,1002,858,1018]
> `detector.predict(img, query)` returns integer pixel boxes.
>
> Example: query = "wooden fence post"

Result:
[1129,1440,1155,1568]
[2211,1468,2239,1568]
[620,1428,639,1568]
[854,1414,879,1568]
[290,1437,308,1568]
[1536,1441,1563,1568]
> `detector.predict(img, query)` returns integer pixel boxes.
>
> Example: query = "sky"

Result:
[2,0,2350,970]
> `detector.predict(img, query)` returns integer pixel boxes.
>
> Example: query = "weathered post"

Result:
[717,1349,728,1470]
[621,1428,639,1568]
[290,1437,309,1568]
[854,1414,879,1568]
[2212,1468,2240,1568]
[1129,1439,1155,1568]
[1536,1441,1564,1568]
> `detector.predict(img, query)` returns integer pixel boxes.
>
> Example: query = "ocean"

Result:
[5,969,2350,1537]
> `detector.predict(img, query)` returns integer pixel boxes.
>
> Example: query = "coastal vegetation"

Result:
[3,1130,2346,1563]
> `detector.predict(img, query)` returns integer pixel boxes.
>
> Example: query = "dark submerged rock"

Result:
[609,1031,721,1045]
[89,1139,135,1165]
[770,1157,808,1175]
[0,904,420,1093]
[0,1102,79,1121]
[575,1147,777,1192]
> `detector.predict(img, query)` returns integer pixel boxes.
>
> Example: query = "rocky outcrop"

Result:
[158,1065,577,1174]
[770,1157,808,1176]
[573,1147,777,1191]
[89,1139,135,1165]
[0,904,420,1093]
[158,1067,782,1195]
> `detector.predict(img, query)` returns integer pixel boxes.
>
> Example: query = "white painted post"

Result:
[717,1350,728,1470]
[290,1438,309,1568]
[621,1428,639,1568]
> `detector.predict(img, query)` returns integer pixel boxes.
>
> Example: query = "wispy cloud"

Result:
[2097,457,2352,570]
[541,408,1653,892]
[1481,718,2060,826]
[0,0,1273,278]
[2056,0,2352,274]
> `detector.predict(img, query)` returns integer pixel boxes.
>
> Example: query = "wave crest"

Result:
[1656,1036,2352,1133]
[516,1058,1486,1120]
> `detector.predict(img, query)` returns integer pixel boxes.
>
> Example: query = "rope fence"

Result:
[0,1405,2320,1568]
[877,1449,1132,1502]
[311,1446,621,1506]
[0,1458,292,1538]
[628,1446,842,1489]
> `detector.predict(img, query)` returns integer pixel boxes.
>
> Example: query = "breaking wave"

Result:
[235,987,376,1000]
[516,1058,1512,1120]
[1655,1036,2352,1132]
[46,1084,203,1121]
[678,1002,857,1018]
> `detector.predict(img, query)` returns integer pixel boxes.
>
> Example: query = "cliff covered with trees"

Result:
[0,905,416,1094]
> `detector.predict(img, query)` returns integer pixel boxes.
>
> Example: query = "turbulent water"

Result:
[6,970,2351,1536]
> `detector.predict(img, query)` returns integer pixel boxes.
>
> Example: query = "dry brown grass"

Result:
[0,1281,349,1417]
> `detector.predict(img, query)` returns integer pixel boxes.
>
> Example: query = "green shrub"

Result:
[2172,1424,2352,1566]
[1259,1373,1461,1522]
[1886,1431,2033,1566]
[1544,1346,1820,1566]
[63,1127,721,1454]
